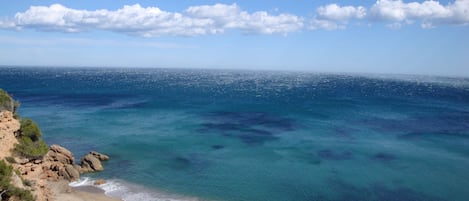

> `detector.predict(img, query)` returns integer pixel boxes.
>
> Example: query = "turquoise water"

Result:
[1,67,469,201]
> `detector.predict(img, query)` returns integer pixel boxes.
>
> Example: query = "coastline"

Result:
[68,177,203,201]
[0,106,120,201]
[1,89,199,201]
[49,180,121,201]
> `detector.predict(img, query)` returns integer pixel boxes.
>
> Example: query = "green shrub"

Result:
[0,160,13,186]
[20,118,42,141]
[14,118,48,159]
[23,179,32,187]
[14,137,48,159]
[0,89,14,112]
[0,89,20,114]
[5,156,16,164]
[0,160,34,201]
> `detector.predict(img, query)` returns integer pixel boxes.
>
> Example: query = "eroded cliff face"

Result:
[1,110,111,201]
[0,111,52,201]
[0,111,20,160]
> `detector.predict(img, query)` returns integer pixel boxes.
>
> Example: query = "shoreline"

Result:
[49,180,121,201]
[1,108,120,201]
[69,177,204,201]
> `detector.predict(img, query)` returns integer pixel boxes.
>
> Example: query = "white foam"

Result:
[70,177,203,201]
[69,177,93,187]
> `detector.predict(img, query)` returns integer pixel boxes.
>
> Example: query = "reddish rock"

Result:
[90,151,110,161]
[94,179,106,185]
[80,154,103,172]
[44,144,75,164]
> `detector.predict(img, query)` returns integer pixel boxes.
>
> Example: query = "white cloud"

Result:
[186,4,303,35]
[310,0,469,30]
[1,1,469,34]
[369,0,453,28]
[310,19,346,30]
[310,4,366,30]
[1,3,303,37]
[317,4,366,21]
[370,0,469,28]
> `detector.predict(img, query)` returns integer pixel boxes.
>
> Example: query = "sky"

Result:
[0,0,468,77]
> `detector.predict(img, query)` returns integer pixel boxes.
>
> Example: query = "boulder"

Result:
[89,151,110,161]
[44,145,75,164]
[94,179,106,185]
[80,154,103,172]
[41,145,82,181]
[59,164,80,181]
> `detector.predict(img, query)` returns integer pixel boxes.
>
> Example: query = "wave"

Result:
[69,177,92,187]
[69,177,202,201]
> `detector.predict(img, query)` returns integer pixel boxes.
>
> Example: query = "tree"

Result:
[14,118,49,159]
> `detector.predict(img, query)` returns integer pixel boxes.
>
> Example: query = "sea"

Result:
[0,67,468,201]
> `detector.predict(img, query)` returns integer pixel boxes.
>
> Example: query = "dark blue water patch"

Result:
[171,156,192,170]
[333,127,355,139]
[317,149,354,161]
[165,154,210,175]
[398,132,469,140]
[238,132,279,145]
[361,109,469,138]
[200,123,243,131]
[323,179,445,201]
[203,111,296,131]
[198,111,296,145]
[372,153,397,161]
[211,145,225,150]
[198,123,279,145]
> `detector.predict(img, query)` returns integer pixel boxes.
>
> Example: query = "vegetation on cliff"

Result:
[0,89,48,159]
[1,88,111,200]
[0,89,19,114]
[0,160,34,201]
[14,118,48,159]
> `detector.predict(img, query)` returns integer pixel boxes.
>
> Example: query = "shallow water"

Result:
[1,67,469,201]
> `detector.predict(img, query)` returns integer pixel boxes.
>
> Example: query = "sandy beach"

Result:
[49,181,121,201]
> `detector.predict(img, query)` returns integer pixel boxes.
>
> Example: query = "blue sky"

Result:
[0,0,468,77]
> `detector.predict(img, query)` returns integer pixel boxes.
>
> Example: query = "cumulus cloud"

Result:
[186,4,303,35]
[310,4,366,30]
[310,0,469,30]
[1,1,469,35]
[369,0,464,28]
[317,4,367,21]
[0,3,303,37]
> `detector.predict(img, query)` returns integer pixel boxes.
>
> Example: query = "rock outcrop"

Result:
[41,144,80,181]
[45,145,76,164]
[80,151,109,172]
[1,89,112,201]
[90,151,110,161]
[40,145,111,180]
[59,164,80,181]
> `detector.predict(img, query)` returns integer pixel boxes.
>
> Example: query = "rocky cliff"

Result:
[1,103,110,201]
